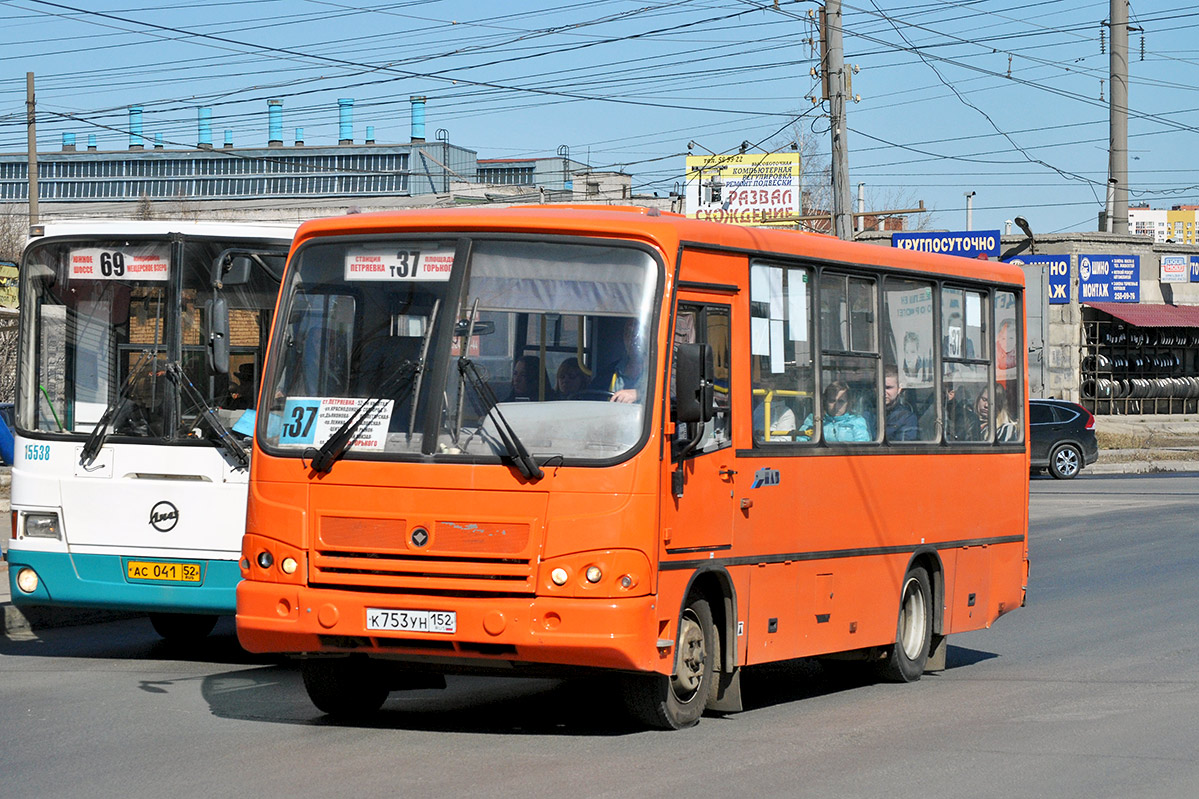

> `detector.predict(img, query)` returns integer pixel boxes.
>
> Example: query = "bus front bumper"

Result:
[236,579,668,674]
[5,549,239,615]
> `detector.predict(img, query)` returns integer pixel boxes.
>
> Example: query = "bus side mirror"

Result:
[207,295,230,375]
[211,252,254,288]
[676,343,714,424]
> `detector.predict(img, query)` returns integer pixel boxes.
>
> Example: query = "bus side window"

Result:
[749,263,814,445]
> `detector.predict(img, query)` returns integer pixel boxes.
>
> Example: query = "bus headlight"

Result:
[15,568,40,594]
[23,513,61,540]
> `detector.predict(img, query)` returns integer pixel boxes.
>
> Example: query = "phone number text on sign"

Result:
[345,247,454,282]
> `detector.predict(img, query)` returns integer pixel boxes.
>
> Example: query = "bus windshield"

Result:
[18,236,285,442]
[260,236,660,465]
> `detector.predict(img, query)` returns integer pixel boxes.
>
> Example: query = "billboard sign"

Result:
[684,153,801,226]
[891,230,1001,259]
[1161,254,1188,283]
[1006,254,1071,304]
[1079,254,1140,303]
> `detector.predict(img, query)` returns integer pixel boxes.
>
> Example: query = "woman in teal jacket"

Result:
[797,381,871,443]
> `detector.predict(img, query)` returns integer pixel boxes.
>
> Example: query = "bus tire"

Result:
[877,566,932,683]
[622,597,715,730]
[149,612,218,643]
[301,657,389,719]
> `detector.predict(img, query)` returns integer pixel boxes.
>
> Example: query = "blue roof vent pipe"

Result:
[129,105,144,150]
[338,98,354,144]
[268,99,283,148]
[153,132,164,150]
[410,96,426,142]
[224,130,233,149]
[87,134,97,151]
[294,127,304,147]
[366,125,375,144]
[62,132,76,152]
[198,107,213,149]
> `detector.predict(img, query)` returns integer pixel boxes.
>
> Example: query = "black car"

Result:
[1029,398,1099,479]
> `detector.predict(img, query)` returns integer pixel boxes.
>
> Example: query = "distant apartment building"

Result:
[1129,204,1199,244]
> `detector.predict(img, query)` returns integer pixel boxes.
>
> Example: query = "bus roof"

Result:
[29,219,299,245]
[292,205,1025,288]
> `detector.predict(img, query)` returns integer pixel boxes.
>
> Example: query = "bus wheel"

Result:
[301,657,389,719]
[877,567,932,683]
[623,597,715,729]
[149,612,218,643]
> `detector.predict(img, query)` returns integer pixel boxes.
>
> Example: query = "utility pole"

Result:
[26,72,39,227]
[825,0,853,240]
[1108,0,1129,234]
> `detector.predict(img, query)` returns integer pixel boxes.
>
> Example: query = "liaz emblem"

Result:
[149,501,180,532]
[750,467,781,489]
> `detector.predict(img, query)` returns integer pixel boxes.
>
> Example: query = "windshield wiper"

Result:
[167,361,249,468]
[79,352,152,467]
[307,359,422,474]
[458,356,543,482]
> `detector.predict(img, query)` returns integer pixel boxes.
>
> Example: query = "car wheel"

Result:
[1049,443,1082,479]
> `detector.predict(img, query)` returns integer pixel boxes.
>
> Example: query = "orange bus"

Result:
[236,206,1028,729]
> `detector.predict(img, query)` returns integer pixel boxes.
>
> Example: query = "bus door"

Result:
[663,299,736,554]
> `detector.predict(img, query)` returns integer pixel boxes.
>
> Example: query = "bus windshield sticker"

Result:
[345,246,455,282]
[278,397,394,450]
[69,245,170,281]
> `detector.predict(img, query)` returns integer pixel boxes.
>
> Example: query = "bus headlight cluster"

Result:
[541,550,650,598]
[23,513,61,540]
[242,534,304,582]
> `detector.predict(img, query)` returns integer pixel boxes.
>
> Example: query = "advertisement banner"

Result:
[1079,254,1140,303]
[1190,256,1199,283]
[1006,254,1071,304]
[683,153,801,226]
[891,230,1001,259]
[1161,254,1188,284]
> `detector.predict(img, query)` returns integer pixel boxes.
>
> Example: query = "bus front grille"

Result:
[309,549,536,594]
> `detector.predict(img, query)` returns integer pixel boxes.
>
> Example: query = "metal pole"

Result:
[857,182,865,233]
[1109,0,1129,234]
[26,72,39,226]
[965,191,976,230]
[826,0,853,240]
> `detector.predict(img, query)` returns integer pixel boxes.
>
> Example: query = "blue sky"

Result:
[0,0,1193,235]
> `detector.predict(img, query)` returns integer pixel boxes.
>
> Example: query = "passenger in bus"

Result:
[505,355,554,402]
[797,381,870,442]
[596,317,646,403]
[975,388,1019,441]
[921,380,978,441]
[752,391,797,442]
[226,362,257,410]
[883,365,919,441]
[555,358,587,398]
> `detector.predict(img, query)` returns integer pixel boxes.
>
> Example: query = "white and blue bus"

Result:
[7,221,295,640]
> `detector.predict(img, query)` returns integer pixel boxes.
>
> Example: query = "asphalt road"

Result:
[2,473,1197,798]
